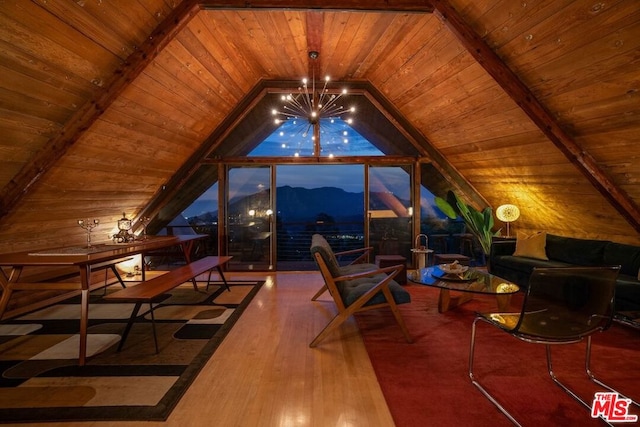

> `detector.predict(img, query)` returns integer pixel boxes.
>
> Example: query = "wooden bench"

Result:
[104,255,232,353]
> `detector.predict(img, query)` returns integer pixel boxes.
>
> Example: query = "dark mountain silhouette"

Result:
[187,185,412,223]
[275,186,363,222]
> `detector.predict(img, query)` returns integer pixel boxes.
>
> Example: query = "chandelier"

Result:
[271,51,355,157]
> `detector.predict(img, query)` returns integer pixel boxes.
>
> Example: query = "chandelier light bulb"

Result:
[271,51,355,157]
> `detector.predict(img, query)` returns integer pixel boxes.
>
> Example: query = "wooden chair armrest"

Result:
[335,246,373,265]
[334,246,373,257]
[333,264,402,282]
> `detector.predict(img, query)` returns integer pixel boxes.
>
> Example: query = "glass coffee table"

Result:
[408,266,520,313]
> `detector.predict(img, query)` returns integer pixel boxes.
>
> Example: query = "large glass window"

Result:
[226,166,273,270]
[368,166,412,261]
[249,118,383,157]
[276,164,365,270]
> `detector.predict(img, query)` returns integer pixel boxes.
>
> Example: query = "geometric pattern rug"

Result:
[0,280,263,423]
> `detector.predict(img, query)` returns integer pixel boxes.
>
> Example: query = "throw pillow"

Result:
[513,232,549,260]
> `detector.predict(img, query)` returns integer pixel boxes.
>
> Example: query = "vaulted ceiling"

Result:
[0,0,638,252]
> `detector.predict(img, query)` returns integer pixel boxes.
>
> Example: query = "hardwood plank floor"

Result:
[14,271,395,427]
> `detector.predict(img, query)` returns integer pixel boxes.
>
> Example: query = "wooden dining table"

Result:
[0,234,209,365]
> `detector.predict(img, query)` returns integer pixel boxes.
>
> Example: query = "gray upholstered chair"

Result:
[309,234,412,347]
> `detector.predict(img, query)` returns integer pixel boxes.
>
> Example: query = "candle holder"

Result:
[138,216,150,240]
[78,218,100,248]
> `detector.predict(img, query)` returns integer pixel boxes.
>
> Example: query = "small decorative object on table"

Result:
[440,260,469,275]
[138,216,150,240]
[77,218,99,248]
[112,212,136,243]
[412,233,434,268]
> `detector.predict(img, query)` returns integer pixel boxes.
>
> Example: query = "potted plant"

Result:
[434,191,500,258]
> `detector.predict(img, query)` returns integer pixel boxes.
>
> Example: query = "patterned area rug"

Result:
[0,279,263,423]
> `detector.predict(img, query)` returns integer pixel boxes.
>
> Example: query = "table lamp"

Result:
[496,204,520,237]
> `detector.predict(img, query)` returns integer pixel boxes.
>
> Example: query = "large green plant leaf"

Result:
[434,196,457,219]
[433,191,498,255]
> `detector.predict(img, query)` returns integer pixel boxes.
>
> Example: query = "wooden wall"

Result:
[0,0,638,256]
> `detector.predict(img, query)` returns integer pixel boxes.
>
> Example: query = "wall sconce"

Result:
[496,204,520,237]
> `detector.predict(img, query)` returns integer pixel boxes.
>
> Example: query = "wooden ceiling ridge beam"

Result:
[0,0,203,219]
[199,1,435,13]
[431,0,640,232]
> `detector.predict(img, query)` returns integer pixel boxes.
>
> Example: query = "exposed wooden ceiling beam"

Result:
[432,0,640,232]
[0,0,202,218]
[306,12,323,77]
[200,0,434,13]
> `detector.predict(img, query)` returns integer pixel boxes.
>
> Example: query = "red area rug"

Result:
[357,284,640,427]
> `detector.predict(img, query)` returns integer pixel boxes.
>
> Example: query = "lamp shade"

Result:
[496,204,520,223]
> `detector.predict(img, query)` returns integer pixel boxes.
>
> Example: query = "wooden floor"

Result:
[16,272,395,427]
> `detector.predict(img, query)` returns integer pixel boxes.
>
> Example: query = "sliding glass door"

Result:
[275,164,365,270]
[220,163,415,271]
[367,165,413,261]
[226,166,273,270]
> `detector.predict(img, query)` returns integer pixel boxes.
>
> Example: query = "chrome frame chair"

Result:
[469,266,637,426]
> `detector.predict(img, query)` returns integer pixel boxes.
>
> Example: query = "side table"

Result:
[375,254,407,284]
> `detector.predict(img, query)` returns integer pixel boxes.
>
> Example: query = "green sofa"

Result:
[489,234,640,312]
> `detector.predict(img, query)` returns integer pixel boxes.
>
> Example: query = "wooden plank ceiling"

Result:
[0,0,638,253]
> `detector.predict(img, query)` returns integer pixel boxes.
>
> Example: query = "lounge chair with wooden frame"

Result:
[310,236,376,301]
[309,234,412,347]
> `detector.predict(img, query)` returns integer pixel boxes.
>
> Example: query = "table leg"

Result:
[78,289,89,365]
[78,266,91,366]
[0,267,23,320]
[495,294,512,312]
[179,241,202,291]
[438,289,473,313]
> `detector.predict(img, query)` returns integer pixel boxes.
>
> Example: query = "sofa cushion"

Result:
[513,232,548,260]
[603,242,640,277]
[340,276,410,307]
[614,273,640,311]
[545,234,608,265]
[493,255,572,275]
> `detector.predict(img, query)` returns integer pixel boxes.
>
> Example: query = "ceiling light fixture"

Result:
[271,51,355,157]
